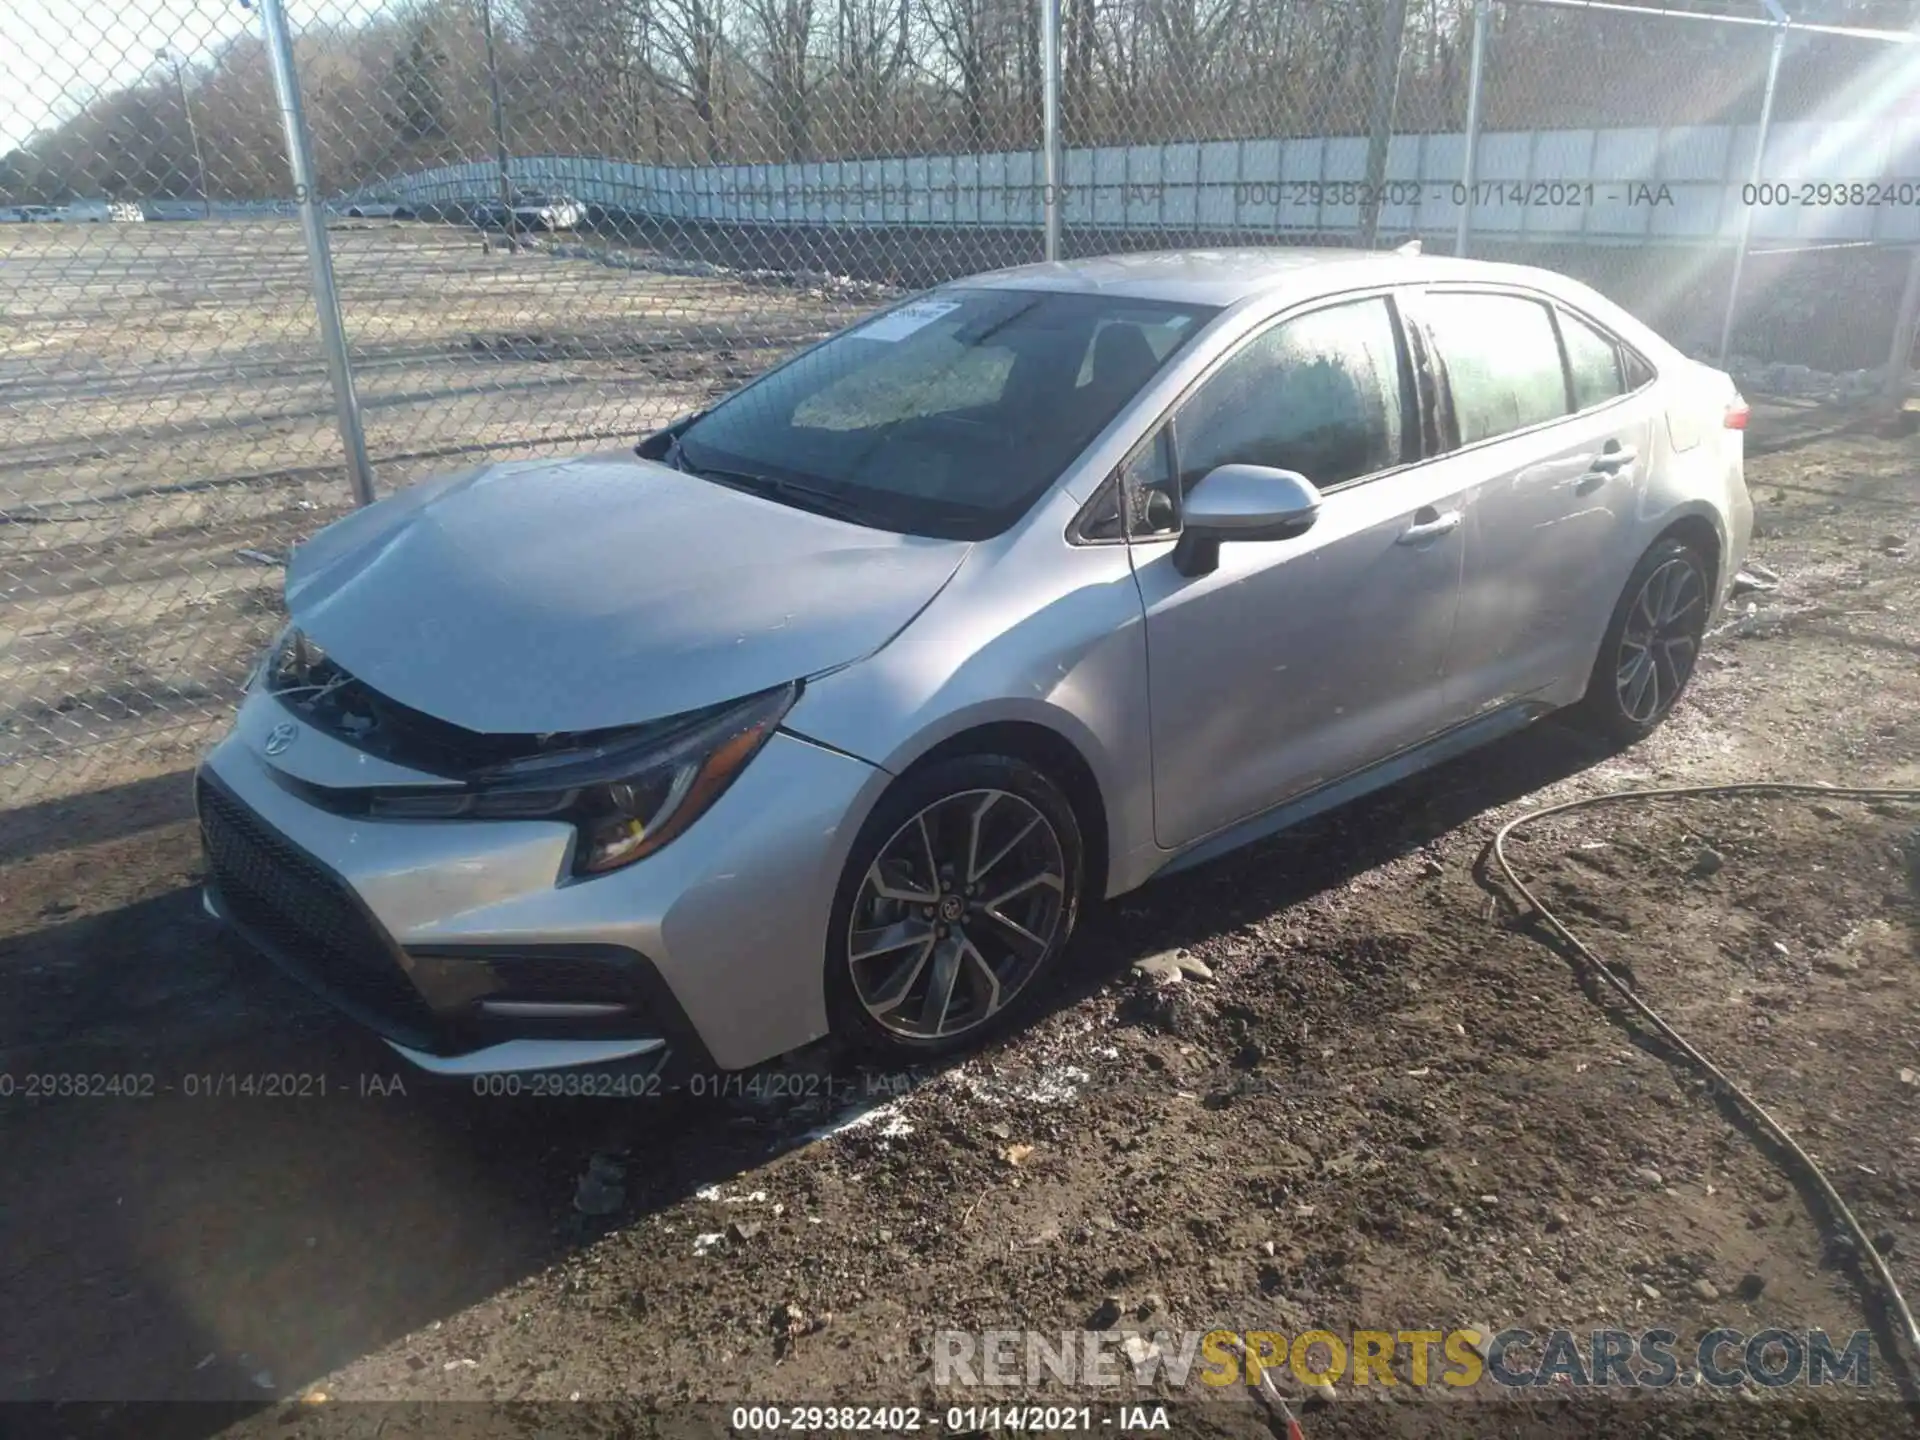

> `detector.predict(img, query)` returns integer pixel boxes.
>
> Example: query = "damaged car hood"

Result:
[284,451,971,734]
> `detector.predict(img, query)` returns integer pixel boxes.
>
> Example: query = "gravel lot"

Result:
[0,398,1915,1439]
[0,220,881,802]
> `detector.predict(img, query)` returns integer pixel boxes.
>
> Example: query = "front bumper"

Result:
[196,691,883,1073]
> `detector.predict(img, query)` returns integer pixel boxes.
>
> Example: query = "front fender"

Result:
[782,501,1156,898]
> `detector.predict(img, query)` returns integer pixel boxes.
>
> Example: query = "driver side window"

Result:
[1172,297,1410,498]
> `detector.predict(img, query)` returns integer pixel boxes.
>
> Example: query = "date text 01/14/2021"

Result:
[0,1072,410,1099]
[729,1405,1172,1431]
[465,1068,920,1101]
[1222,181,1674,209]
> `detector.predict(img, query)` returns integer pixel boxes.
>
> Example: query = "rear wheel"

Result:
[1575,537,1713,742]
[825,754,1084,1062]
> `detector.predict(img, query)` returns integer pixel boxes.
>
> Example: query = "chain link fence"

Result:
[2,2,361,807]
[3,0,1919,807]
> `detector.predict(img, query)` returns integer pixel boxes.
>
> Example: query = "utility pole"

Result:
[1360,0,1410,248]
[478,0,513,216]
[159,47,212,219]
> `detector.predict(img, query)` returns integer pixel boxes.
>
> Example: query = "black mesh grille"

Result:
[198,779,435,1041]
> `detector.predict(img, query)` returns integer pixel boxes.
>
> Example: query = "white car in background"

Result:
[344,197,417,220]
[58,199,147,222]
[510,193,586,231]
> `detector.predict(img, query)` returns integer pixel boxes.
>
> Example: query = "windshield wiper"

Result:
[683,460,875,524]
[952,293,1044,349]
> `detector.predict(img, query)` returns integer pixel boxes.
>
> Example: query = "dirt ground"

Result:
[1,396,1917,1432]
[0,221,880,799]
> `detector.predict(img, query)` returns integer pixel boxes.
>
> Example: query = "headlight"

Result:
[257,624,326,694]
[365,683,800,876]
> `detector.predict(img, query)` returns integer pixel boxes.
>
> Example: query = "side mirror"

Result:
[1171,464,1322,577]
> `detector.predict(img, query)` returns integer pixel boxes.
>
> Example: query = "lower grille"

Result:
[198,778,436,1043]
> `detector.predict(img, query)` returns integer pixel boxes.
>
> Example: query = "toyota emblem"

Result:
[263,721,300,756]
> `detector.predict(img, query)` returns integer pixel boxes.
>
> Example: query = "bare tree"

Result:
[834,0,910,151]
[1144,0,1242,132]
[917,0,1030,150]
[1087,0,1148,141]
[744,0,817,160]
[652,0,732,159]
[13,0,1915,197]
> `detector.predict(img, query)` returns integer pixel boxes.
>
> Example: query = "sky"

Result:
[0,0,387,154]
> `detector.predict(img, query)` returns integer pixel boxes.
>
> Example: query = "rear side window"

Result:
[1559,310,1625,412]
[1173,297,1408,492]
[1421,292,1570,446]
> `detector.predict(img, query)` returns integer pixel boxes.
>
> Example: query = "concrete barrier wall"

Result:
[371,121,1920,244]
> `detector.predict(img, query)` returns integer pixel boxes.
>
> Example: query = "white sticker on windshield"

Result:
[856,299,963,343]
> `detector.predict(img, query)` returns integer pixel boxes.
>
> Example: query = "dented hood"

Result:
[284,451,970,734]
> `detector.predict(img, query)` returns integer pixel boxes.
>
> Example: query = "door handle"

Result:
[1396,508,1462,545]
[1588,444,1637,474]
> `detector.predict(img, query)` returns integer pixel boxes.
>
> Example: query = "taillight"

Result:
[1724,396,1750,430]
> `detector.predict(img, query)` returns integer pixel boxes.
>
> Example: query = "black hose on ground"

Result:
[1489,781,1920,1362]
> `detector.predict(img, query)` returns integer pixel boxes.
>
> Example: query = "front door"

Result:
[1127,293,1469,851]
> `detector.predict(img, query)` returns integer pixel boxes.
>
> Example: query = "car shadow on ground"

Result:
[1053,713,1616,995]
[0,767,197,867]
[0,716,1616,1433]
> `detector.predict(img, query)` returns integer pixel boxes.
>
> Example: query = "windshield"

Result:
[674,288,1218,540]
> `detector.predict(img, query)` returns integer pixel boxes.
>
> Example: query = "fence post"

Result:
[1041,0,1063,261]
[1718,17,1788,369]
[1455,0,1489,258]
[1361,0,1410,247]
[1880,244,1920,412]
[257,0,378,508]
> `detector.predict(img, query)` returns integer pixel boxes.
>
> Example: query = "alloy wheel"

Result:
[846,788,1067,1041]
[1615,556,1705,725]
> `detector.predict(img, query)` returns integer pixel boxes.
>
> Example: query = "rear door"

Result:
[1404,287,1658,715]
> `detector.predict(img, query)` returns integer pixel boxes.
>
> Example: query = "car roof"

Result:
[956,247,1580,309]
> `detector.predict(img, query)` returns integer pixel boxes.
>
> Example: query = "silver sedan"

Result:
[196,248,1752,1077]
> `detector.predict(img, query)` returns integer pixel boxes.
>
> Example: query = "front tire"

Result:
[825,754,1084,1062]
[1575,537,1713,743]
